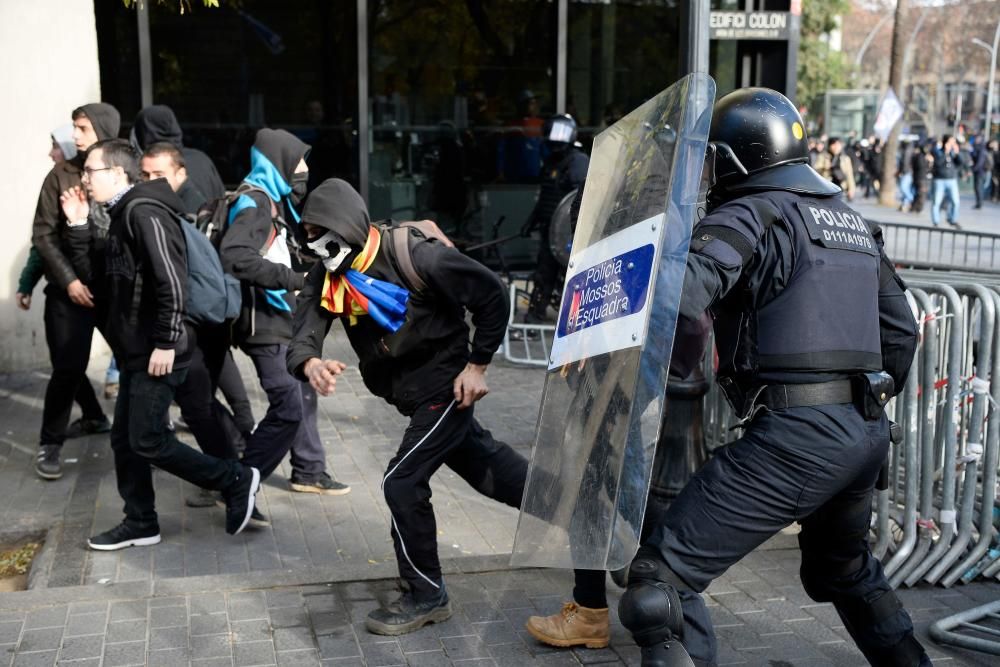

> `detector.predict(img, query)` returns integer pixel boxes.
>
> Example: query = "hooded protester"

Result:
[287,178,529,636]
[131,104,225,201]
[50,124,77,163]
[30,102,120,480]
[219,129,349,503]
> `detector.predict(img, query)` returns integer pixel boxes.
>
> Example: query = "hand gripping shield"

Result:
[511,74,715,570]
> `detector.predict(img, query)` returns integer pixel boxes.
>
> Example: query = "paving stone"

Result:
[440,636,489,661]
[190,634,233,660]
[148,625,187,650]
[57,635,103,661]
[104,621,146,644]
[148,605,186,629]
[189,613,229,636]
[360,640,405,666]
[316,629,362,660]
[11,650,58,667]
[17,628,63,653]
[0,621,22,644]
[146,647,191,666]
[274,626,317,652]
[235,640,278,666]
[23,608,67,631]
[472,621,519,646]
[277,649,323,666]
[233,619,274,643]
[102,641,147,667]
[108,602,146,624]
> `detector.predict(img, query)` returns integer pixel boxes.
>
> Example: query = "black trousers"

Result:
[110,369,241,531]
[218,349,255,436]
[635,404,922,665]
[40,287,107,446]
[381,393,528,599]
[528,227,561,321]
[974,171,988,207]
[240,343,326,480]
[174,325,239,462]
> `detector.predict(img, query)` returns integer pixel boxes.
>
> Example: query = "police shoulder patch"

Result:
[795,202,878,256]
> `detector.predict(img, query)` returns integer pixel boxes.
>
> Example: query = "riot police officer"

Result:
[618,89,929,666]
[523,114,589,323]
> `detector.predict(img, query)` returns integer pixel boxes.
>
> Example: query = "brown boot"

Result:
[525,602,609,649]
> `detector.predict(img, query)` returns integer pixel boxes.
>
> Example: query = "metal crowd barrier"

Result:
[876,221,1000,273]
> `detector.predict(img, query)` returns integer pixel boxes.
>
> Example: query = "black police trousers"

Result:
[636,403,923,665]
[381,391,528,599]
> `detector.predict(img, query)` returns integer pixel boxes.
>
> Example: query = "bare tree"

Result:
[879,0,909,206]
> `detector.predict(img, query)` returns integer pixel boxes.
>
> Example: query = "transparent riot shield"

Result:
[511,73,715,570]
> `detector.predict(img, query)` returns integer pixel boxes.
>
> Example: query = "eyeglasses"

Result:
[82,166,114,177]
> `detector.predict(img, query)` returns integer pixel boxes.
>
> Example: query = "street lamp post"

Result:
[972,19,1000,140]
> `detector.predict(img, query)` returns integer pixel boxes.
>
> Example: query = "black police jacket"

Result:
[526,148,589,233]
[680,190,917,399]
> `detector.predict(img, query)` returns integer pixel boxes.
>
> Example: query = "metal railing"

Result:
[877,220,1000,272]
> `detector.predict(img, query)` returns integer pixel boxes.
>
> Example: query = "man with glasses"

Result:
[61,139,261,549]
[31,103,119,480]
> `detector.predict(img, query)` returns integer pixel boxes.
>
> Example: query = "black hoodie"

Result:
[32,103,121,290]
[133,105,226,200]
[220,128,310,346]
[103,179,193,372]
[287,179,509,415]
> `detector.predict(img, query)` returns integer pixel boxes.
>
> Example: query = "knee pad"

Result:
[618,562,685,648]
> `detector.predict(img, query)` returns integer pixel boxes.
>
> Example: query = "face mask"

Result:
[290,172,309,205]
[307,230,352,274]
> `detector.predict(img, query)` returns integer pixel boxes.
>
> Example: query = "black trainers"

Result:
[65,416,111,439]
[186,487,221,508]
[87,522,161,551]
[365,589,452,636]
[289,472,351,496]
[249,507,270,528]
[35,445,62,480]
[223,465,260,535]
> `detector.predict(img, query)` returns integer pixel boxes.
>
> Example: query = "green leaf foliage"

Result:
[797,0,852,116]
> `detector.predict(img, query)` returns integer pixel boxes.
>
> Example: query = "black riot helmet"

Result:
[543,114,578,149]
[706,87,839,200]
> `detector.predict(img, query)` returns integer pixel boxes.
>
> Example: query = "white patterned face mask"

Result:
[307,230,352,274]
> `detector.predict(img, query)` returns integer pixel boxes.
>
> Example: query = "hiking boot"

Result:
[65,416,112,439]
[526,602,610,649]
[289,472,351,496]
[87,522,161,551]
[35,445,63,480]
[222,465,260,535]
[365,589,452,636]
[186,487,221,508]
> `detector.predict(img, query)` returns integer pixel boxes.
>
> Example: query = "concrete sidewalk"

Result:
[0,328,997,665]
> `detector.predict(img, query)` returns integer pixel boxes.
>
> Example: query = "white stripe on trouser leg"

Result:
[381,400,457,591]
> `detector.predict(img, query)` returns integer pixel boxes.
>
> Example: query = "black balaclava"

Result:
[301,179,371,274]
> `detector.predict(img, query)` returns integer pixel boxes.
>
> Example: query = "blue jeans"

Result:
[898,172,914,205]
[931,178,960,225]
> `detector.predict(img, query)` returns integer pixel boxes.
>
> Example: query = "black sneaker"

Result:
[186,487,221,508]
[365,589,452,636]
[35,445,62,480]
[223,465,260,535]
[289,472,351,496]
[249,507,270,528]
[65,417,111,439]
[87,522,161,551]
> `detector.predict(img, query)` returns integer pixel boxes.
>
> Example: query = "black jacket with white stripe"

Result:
[104,179,193,372]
